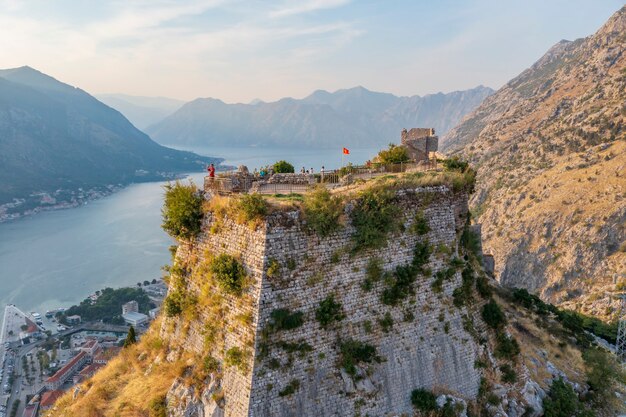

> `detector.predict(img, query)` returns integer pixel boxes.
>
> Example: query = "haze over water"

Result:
[0,147,378,313]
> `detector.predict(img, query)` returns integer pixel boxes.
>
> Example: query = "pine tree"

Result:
[123,326,137,348]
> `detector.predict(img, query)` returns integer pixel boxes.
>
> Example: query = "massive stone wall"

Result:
[164,185,486,417]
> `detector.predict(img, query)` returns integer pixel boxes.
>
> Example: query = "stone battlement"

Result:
[401,127,439,162]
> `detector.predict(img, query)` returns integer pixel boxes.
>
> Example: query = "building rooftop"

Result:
[22,403,39,417]
[40,390,64,408]
[46,351,87,383]
[122,311,148,321]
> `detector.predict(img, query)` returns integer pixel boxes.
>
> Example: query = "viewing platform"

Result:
[204,159,438,195]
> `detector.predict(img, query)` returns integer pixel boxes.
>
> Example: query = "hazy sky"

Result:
[0,0,622,102]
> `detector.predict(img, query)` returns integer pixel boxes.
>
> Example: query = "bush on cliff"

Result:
[482,299,507,329]
[542,378,594,417]
[339,339,379,376]
[210,254,247,295]
[410,388,438,412]
[272,160,295,173]
[303,186,344,237]
[233,193,268,224]
[162,181,203,240]
[351,186,400,251]
[270,308,304,331]
[316,295,345,328]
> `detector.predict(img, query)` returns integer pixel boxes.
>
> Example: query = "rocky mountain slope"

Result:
[96,94,185,130]
[0,67,220,217]
[442,6,626,318]
[145,85,493,148]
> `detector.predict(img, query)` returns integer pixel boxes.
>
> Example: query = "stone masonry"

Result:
[165,184,485,417]
[401,127,439,162]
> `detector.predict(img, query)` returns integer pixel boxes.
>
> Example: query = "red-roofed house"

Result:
[21,403,39,417]
[73,362,104,384]
[78,339,100,356]
[40,390,64,411]
[44,351,88,390]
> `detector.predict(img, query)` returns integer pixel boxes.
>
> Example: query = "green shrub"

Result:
[277,340,313,356]
[339,339,379,376]
[583,347,625,406]
[163,291,184,317]
[376,144,410,164]
[234,193,268,223]
[210,254,247,295]
[266,258,281,278]
[381,264,418,305]
[362,258,383,291]
[453,265,475,307]
[412,240,432,268]
[476,275,492,298]
[460,226,482,259]
[162,181,203,239]
[203,356,220,373]
[273,160,295,173]
[432,267,456,293]
[411,211,430,235]
[499,364,517,383]
[316,295,345,328]
[303,186,344,237]
[278,379,300,396]
[351,187,400,251]
[378,312,394,333]
[225,347,248,371]
[482,299,507,329]
[148,395,167,417]
[270,308,304,331]
[410,388,437,411]
[442,157,469,173]
[495,333,520,359]
[542,378,592,417]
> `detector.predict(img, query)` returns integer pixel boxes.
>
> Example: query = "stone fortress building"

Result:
[162,169,502,417]
[401,127,439,162]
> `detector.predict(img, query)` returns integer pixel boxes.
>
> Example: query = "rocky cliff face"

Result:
[442,6,626,318]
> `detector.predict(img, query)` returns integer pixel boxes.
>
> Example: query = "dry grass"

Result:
[46,322,187,417]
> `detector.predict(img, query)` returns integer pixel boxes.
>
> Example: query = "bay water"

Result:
[0,146,379,313]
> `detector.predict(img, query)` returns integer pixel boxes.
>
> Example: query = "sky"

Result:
[0,0,623,103]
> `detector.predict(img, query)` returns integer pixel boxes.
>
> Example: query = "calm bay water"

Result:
[0,146,379,313]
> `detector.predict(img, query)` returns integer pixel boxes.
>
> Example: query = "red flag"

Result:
[342,147,350,155]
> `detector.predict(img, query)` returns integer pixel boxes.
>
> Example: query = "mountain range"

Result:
[0,66,220,216]
[143,85,494,148]
[95,94,185,130]
[443,5,626,318]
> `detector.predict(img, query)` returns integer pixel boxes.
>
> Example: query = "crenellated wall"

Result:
[163,184,486,417]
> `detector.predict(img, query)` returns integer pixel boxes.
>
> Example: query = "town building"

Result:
[149,307,160,319]
[93,347,121,365]
[122,300,139,315]
[77,339,100,356]
[39,390,64,411]
[44,351,88,390]
[73,363,104,384]
[65,315,81,325]
[122,311,148,327]
[21,403,39,417]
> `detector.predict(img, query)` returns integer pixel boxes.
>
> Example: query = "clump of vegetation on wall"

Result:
[225,346,250,372]
[278,379,300,396]
[381,240,432,305]
[209,254,247,295]
[233,193,268,224]
[376,144,410,164]
[410,211,430,235]
[431,266,456,293]
[315,295,345,328]
[339,339,380,376]
[162,181,203,240]
[351,186,401,252]
[269,308,304,331]
[410,388,438,412]
[494,333,520,359]
[266,258,281,278]
[378,312,394,333]
[273,160,295,173]
[453,265,475,307]
[303,186,344,237]
[362,257,383,291]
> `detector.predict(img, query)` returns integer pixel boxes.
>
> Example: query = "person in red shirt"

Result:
[207,163,215,178]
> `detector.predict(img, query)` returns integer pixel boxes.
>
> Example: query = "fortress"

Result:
[162,167,494,417]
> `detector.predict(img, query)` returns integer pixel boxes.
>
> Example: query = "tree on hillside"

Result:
[124,326,137,348]
[376,144,409,164]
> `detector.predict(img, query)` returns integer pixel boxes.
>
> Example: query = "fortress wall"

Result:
[248,186,481,417]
